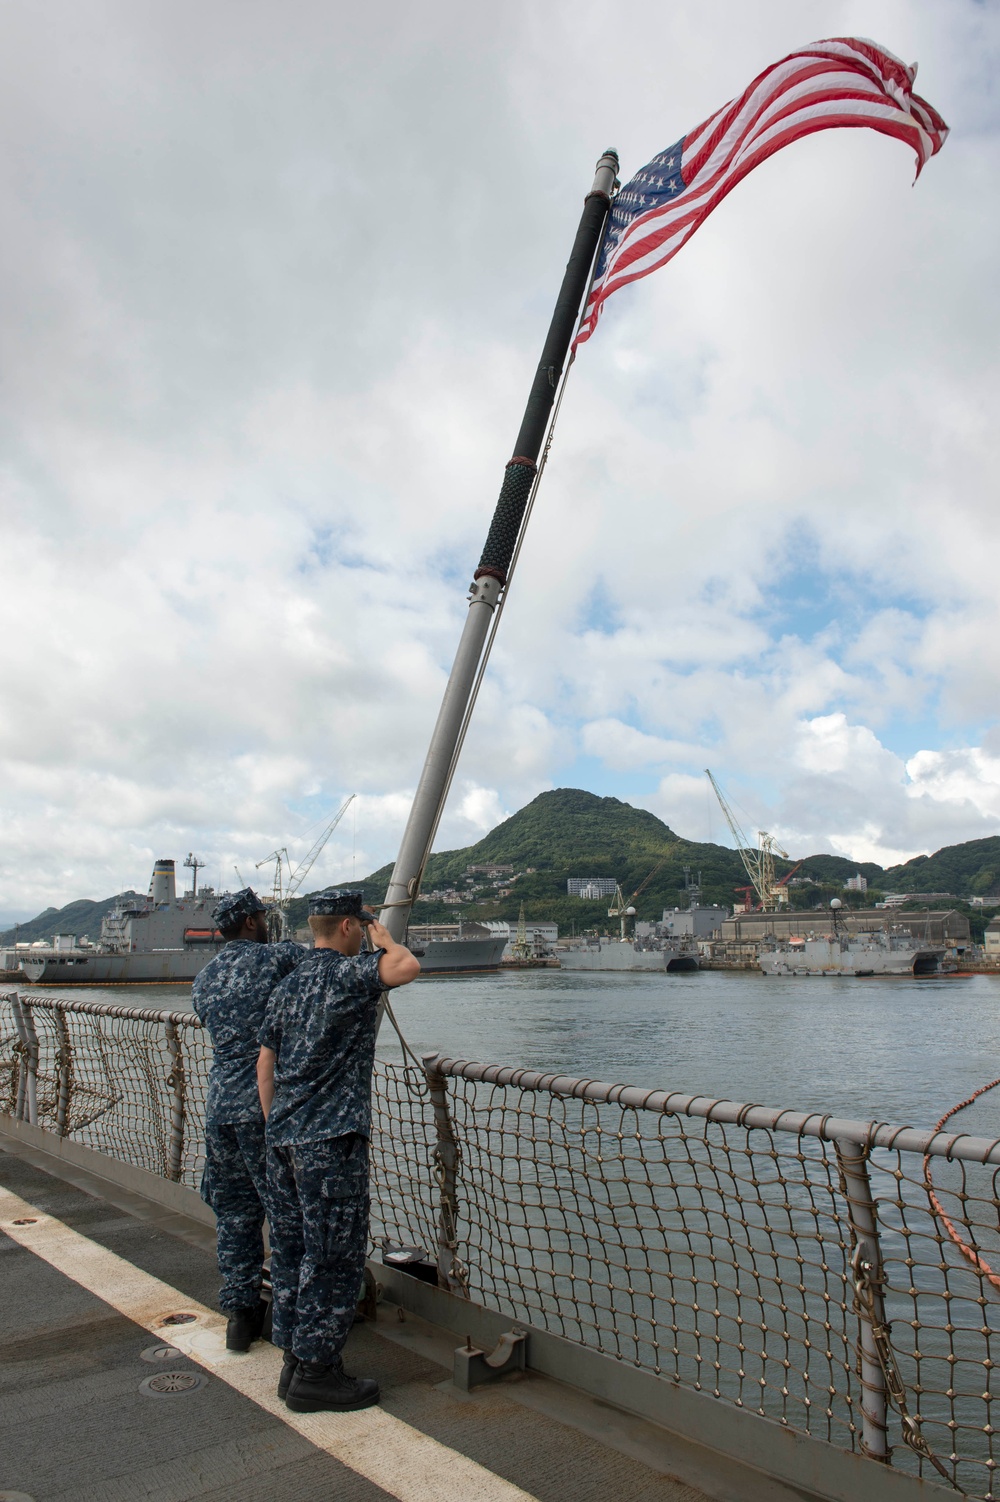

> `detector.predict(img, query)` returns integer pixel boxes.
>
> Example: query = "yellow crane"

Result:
[704,769,789,912]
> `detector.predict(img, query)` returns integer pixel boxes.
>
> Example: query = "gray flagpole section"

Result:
[379,149,619,944]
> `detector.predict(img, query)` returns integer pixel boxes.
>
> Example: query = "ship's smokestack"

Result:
[150,859,176,904]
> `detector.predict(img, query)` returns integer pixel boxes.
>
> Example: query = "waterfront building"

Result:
[479,918,558,957]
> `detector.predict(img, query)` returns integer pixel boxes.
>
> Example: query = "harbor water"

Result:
[11,968,1000,1488]
[24,967,1000,1137]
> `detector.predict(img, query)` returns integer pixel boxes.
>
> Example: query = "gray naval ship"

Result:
[11,858,506,985]
[14,859,226,985]
[558,937,701,972]
[558,903,728,973]
[758,928,951,978]
[408,935,506,975]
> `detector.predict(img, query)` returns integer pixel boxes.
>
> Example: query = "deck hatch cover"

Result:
[138,1371,207,1397]
[140,1344,182,1363]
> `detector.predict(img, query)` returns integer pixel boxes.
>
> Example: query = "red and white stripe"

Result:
[575,38,949,346]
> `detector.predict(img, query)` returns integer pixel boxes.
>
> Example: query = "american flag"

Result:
[575,38,948,347]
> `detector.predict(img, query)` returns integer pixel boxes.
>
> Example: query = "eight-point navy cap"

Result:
[213,887,268,929]
[308,888,375,922]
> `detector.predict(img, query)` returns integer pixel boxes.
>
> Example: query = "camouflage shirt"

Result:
[257,947,387,1146]
[193,940,305,1124]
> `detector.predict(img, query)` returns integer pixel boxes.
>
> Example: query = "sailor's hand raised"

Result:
[366,919,394,950]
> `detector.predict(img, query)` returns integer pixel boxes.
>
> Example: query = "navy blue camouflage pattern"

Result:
[258,947,386,1146]
[193,939,305,1123]
[267,1134,370,1363]
[213,886,267,931]
[200,1120,272,1313]
[194,935,305,1317]
[308,888,375,920]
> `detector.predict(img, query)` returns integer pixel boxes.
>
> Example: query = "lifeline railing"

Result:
[2,990,1000,1498]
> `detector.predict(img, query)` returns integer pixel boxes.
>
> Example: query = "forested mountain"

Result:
[6,792,998,946]
[357,789,998,930]
[883,837,1000,897]
[0,893,142,947]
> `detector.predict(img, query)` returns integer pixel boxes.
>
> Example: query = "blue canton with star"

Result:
[594,136,687,281]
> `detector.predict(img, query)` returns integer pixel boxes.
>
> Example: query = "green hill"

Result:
[356,789,877,930]
[883,837,1000,898]
[6,793,997,946]
[0,892,142,948]
[366,788,690,883]
[354,789,999,931]
[791,854,883,886]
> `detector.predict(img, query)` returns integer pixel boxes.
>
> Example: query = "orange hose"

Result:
[923,1077,1000,1293]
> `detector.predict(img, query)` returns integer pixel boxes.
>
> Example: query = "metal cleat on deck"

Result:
[453,1326,528,1391]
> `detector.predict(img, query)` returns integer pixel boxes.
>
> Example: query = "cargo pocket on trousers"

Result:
[319,1134,370,1201]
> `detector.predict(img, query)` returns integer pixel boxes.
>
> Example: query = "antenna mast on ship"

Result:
[379,150,620,944]
[183,852,206,897]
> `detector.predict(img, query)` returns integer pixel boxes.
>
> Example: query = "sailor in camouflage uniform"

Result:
[257,889,420,1411]
[192,887,304,1351]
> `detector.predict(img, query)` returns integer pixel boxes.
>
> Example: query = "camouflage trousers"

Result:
[200,1119,270,1314]
[266,1134,370,1365]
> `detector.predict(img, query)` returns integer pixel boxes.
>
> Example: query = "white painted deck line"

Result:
[0,1184,540,1502]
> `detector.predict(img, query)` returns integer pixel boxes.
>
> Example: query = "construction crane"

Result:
[705,769,789,912]
[606,885,636,941]
[511,901,533,961]
[258,794,358,940]
[285,794,356,903]
[607,856,671,940]
[775,859,805,901]
[255,847,290,939]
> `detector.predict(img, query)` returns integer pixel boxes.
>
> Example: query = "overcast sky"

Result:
[1,0,997,917]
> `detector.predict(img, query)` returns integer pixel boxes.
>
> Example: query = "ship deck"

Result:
[0,1141,768,1502]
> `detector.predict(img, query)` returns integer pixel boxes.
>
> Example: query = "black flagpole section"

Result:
[380,149,620,940]
[476,148,621,586]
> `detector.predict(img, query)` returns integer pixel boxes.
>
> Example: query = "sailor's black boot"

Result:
[225,1300,267,1352]
[285,1359,380,1412]
[277,1350,299,1400]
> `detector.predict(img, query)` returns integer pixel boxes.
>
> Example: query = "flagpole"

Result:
[379,148,619,941]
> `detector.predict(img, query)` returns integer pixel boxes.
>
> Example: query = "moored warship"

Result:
[758,929,951,977]
[12,859,226,985]
[558,937,700,972]
[408,934,507,975]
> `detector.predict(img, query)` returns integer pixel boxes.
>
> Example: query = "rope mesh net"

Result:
[1,995,211,1188]
[443,1076,857,1445]
[3,990,1000,1496]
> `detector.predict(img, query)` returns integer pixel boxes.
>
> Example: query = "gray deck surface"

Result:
[1,1148,712,1502]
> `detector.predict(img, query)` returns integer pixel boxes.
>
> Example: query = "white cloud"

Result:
[581,719,701,771]
[0,1,997,910]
